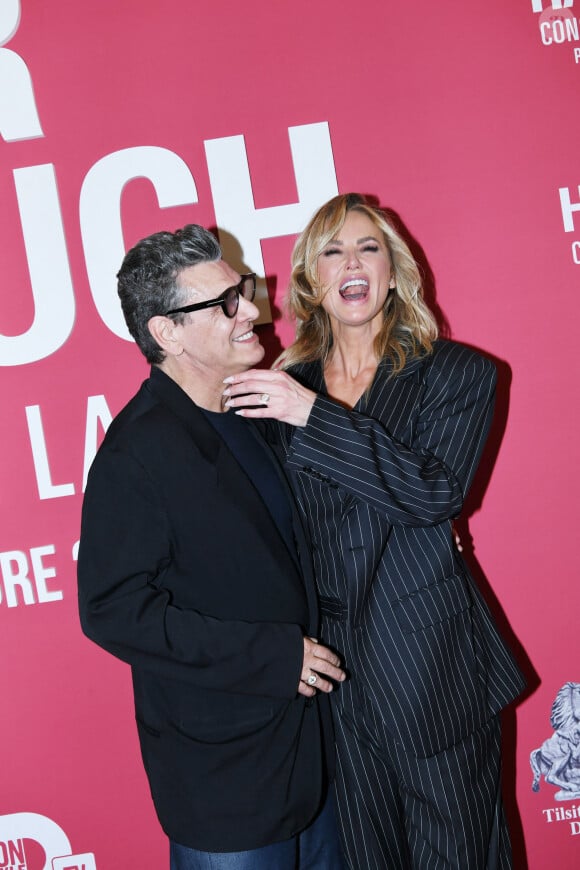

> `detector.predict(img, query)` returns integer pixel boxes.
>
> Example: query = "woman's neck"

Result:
[324,337,379,409]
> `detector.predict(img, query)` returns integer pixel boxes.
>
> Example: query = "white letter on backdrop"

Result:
[31,545,63,603]
[25,404,75,499]
[0,550,35,607]
[532,0,573,12]
[0,814,71,859]
[82,395,113,491]
[204,122,339,280]
[0,164,75,366]
[0,0,43,141]
[80,146,198,341]
[540,21,553,43]
[559,186,580,232]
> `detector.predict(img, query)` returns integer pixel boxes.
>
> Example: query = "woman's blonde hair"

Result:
[278,193,438,374]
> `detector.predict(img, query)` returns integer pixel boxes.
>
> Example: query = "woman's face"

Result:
[316,210,395,335]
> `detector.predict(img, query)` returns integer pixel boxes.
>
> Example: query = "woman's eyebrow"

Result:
[325,235,378,245]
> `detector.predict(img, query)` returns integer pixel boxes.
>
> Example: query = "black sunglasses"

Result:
[165,273,257,319]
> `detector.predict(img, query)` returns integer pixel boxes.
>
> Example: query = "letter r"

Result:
[0,0,44,141]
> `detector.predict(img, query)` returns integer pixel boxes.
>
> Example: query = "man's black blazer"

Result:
[77,366,331,852]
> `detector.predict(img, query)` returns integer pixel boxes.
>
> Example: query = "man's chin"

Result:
[249,345,266,366]
[230,348,264,375]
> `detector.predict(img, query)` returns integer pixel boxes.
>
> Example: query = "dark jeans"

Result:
[169,791,344,869]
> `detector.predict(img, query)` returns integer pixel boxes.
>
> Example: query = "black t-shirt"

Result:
[201,409,296,559]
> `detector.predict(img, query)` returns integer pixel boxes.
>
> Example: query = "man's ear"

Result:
[148,315,183,357]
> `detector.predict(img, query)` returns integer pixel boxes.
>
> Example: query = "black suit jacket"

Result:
[282,340,525,759]
[77,366,331,851]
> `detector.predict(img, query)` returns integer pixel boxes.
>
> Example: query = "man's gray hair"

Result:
[117,224,222,363]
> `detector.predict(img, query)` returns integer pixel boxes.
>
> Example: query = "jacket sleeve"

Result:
[286,348,496,526]
[77,446,303,699]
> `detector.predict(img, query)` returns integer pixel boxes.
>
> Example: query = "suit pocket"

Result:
[169,691,281,746]
[393,573,472,634]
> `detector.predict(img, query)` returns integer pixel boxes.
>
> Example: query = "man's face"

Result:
[173,260,265,381]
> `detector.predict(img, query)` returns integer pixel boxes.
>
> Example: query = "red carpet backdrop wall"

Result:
[1,1,579,867]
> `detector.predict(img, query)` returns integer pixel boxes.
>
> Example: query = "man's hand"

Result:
[298,637,346,697]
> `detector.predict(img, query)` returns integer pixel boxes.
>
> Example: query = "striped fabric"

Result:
[278,340,525,869]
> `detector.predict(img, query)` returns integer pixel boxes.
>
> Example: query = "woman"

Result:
[223,194,526,869]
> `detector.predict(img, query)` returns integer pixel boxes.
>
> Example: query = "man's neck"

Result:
[156,359,227,412]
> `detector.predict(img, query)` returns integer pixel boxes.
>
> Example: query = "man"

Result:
[77,224,345,869]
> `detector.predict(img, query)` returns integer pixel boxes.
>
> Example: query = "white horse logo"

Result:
[530,682,580,799]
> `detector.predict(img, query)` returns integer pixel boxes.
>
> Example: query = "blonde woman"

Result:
[224,194,525,869]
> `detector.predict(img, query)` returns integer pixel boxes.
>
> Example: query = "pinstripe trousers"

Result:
[327,653,511,870]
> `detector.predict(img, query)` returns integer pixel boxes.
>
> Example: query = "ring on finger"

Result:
[259,393,270,405]
[306,673,317,686]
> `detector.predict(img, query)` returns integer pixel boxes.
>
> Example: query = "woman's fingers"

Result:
[223,370,316,425]
[298,637,346,695]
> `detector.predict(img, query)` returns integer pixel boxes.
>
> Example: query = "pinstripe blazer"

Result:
[280,339,525,759]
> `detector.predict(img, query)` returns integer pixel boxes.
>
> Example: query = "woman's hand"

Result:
[223,369,317,426]
[298,637,346,697]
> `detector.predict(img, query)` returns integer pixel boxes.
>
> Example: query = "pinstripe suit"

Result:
[275,340,525,869]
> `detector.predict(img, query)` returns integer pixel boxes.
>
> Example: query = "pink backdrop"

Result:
[2,1,579,867]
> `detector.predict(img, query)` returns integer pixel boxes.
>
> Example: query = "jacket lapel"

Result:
[363,356,427,444]
[147,367,314,616]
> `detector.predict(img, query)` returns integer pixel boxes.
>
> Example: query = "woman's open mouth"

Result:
[339,278,369,301]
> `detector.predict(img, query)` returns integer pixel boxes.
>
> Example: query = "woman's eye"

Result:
[362,244,379,253]
[322,247,341,257]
